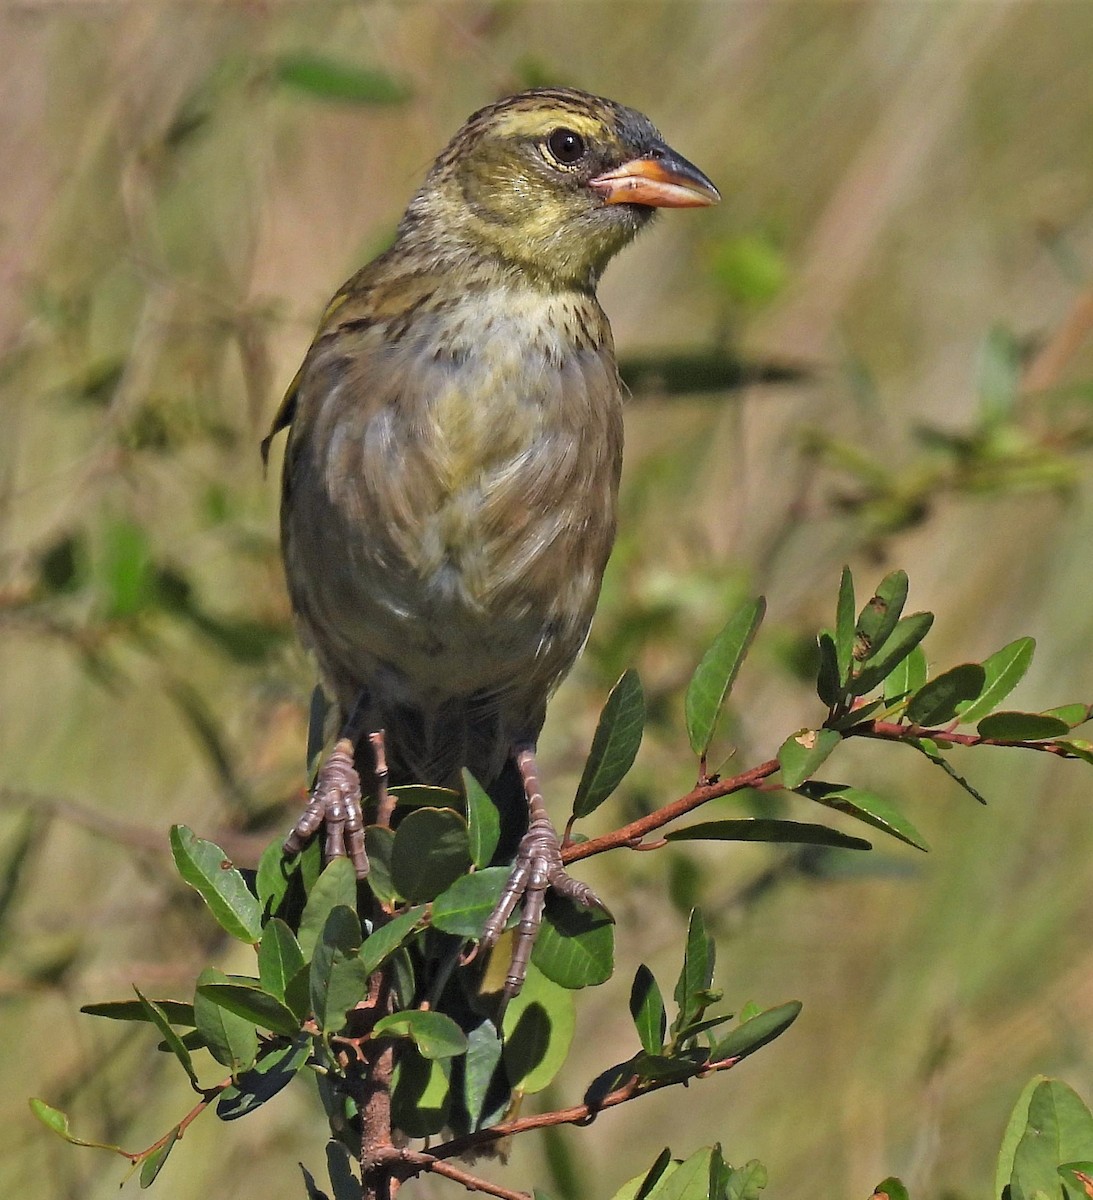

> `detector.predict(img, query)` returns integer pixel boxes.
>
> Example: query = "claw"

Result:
[283,737,369,878]
[480,746,607,1005]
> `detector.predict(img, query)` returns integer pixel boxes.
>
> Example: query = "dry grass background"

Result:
[3,3,1093,1199]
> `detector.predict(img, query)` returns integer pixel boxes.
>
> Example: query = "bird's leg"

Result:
[283,697,383,879]
[480,744,609,1003]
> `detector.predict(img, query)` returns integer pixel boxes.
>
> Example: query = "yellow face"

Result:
[403,88,719,290]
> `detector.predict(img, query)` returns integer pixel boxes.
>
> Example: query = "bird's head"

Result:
[400,88,720,291]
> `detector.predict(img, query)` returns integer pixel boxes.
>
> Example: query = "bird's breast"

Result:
[288,287,623,700]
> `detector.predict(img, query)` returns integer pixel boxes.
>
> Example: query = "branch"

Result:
[420,1057,741,1164]
[562,713,1083,868]
[562,759,780,864]
[855,718,1081,756]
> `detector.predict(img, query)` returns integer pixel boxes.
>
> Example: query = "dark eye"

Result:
[546,128,586,165]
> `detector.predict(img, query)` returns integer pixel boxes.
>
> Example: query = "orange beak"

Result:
[589,146,720,209]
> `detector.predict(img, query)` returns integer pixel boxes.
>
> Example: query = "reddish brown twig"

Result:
[562,758,781,864]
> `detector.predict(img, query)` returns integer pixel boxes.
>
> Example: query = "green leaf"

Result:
[673,909,713,1032]
[169,826,261,943]
[648,1146,716,1200]
[325,1140,362,1200]
[854,571,909,664]
[197,982,301,1037]
[905,664,986,726]
[630,964,667,1055]
[573,669,645,818]
[463,1018,505,1130]
[364,826,398,906]
[258,919,305,1002]
[883,644,927,704]
[666,819,871,851]
[851,612,934,696]
[1009,1078,1093,1200]
[134,987,200,1091]
[777,728,841,790]
[81,998,195,1027]
[139,1127,179,1188]
[532,894,614,989]
[1045,704,1093,729]
[610,1149,675,1200]
[29,1098,127,1152]
[685,597,766,756]
[255,838,294,918]
[464,771,500,869]
[390,808,471,903]
[193,967,258,1073]
[1058,1163,1093,1198]
[298,857,359,959]
[1059,740,1093,766]
[272,53,411,105]
[871,1178,910,1200]
[310,906,368,1034]
[953,637,1035,723]
[834,566,856,683]
[978,323,1021,427]
[978,711,1072,741]
[710,1001,802,1062]
[797,782,929,851]
[502,962,576,1093]
[430,867,510,937]
[390,1047,450,1138]
[101,518,154,617]
[998,1078,1050,1198]
[216,1037,311,1121]
[374,1010,468,1060]
[816,632,842,707]
[724,1159,768,1200]
[359,906,426,975]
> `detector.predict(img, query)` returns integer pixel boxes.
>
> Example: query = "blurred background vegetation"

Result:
[3,2,1093,1198]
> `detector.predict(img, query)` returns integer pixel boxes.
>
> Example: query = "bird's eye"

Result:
[546,128,586,166]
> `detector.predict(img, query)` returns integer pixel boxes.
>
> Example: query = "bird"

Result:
[264,86,719,1000]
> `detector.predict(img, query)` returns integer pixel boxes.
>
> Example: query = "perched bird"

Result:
[265,87,719,999]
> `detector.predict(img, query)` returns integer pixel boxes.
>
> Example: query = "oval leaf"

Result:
[373,1010,468,1059]
[273,53,411,105]
[883,644,927,705]
[258,919,305,1002]
[360,905,427,976]
[532,895,614,990]
[797,781,928,851]
[851,612,934,696]
[502,963,576,1093]
[854,570,909,663]
[954,637,1035,723]
[430,867,510,937]
[193,967,259,1073]
[978,711,1072,741]
[573,669,645,818]
[630,964,667,1055]
[197,982,300,1037]
[685,597,766,756]
[777,728,841,790]
[464,771,500,869]
[710,1000,802,1062]
[906,663,986,726]
[170,826,261,943]
[665,818,871,851]
[297,857,359,959]
[391,808,471,903]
